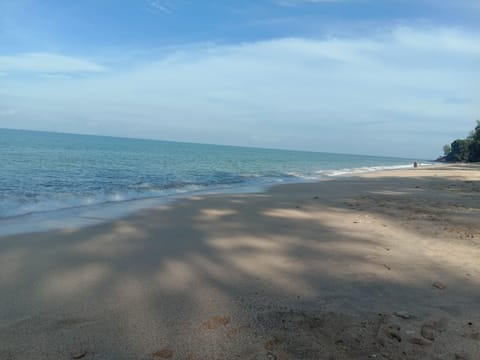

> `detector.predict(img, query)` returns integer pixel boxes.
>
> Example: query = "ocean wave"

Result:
[0,163,428,219]
[0,184,205,219]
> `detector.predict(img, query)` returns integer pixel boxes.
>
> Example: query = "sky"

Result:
[0,0,479,159]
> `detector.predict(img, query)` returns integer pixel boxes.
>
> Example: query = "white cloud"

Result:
[0,53,106,74]
[146,0,174,14]
[1,26,479,158]
[392,27,480,55]
[38,73,73,80]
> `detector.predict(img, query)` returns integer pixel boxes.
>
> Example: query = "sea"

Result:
[0,128,425,236]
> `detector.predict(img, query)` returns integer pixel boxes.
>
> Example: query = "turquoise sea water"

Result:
[1,128,421,234]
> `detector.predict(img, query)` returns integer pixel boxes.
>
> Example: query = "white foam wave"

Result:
[0,185,208,219]
[318,163,431,177]
[0,163,432,219]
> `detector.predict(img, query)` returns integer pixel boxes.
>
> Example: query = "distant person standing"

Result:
[413,161,418,168]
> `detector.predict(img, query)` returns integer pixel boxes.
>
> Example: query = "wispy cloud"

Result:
[146,0,175,14]
[392,27,480,55]
[0,53,106,74]
[1,26,479,158]
[448,0,480,11]
[38,73,73,80]
[0,108,18,117]
[274,0,350,6]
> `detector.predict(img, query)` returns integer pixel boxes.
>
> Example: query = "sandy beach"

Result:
[1,164,479,360]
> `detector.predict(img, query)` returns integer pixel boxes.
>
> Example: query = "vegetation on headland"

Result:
[438,120,480,162]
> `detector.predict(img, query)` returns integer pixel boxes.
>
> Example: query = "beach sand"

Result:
[1,164,479,359]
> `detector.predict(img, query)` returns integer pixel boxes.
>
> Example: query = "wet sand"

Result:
[1,164,479,359]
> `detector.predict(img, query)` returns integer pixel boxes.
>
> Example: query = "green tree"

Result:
[448,139,471,161]
[441,120,480,162]
[467,120,480,162]
[443,144,451,155]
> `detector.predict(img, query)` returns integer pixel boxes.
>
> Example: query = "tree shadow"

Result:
[0,165,479,359]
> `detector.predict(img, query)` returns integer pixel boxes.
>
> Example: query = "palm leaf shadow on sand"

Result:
[0,165,479,359]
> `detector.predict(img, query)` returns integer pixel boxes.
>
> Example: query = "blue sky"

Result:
[0,0,479,158]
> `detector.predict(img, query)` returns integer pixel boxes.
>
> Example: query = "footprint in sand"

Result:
[226,324,251,339]
[382,324,402,343]
[264,336,282,351]
[411,318,448,344]
[420,325,435,341]
[200,315,231,331]
[462,322,480,341]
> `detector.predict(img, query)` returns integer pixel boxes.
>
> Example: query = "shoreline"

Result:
[0,162,432,238]
[1,163,479,359]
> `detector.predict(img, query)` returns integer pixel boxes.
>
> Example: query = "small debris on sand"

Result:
[71,351,87,359]
[266,352,277,360]
[408,337,432,346]
[432,282,446,290]
[151,348,174,358]
[394,311,413,320]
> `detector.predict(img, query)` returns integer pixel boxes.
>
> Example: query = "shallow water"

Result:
[0,128,422,235]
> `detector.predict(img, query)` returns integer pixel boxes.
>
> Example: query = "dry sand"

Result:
[0,164,479,359]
